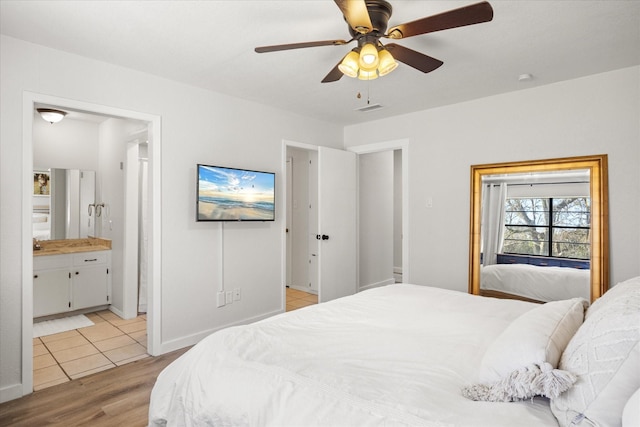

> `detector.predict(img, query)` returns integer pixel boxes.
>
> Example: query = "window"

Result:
[503,197,590,259]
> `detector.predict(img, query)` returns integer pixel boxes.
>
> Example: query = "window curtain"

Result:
[481,182,507,266]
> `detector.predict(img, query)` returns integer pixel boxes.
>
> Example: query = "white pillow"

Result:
[622,388,640,427]
[479,298,588,383]
[551,278,640,427]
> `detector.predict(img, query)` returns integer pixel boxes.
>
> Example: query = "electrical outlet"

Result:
[226,290,233,304]
[217,292,225,308]
[233,288,241,301]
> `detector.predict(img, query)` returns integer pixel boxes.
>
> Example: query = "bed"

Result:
[32,212,50,240]
[149,279,640,427]
[480,264,590,303]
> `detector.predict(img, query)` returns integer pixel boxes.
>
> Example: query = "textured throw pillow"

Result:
[551,278,640,427]
[479,298,588,384]
[463,361,577,402]
[586,275,640,320]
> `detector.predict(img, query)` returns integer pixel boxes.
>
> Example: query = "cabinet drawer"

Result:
[73,251,108,266]
[34,254,69,270]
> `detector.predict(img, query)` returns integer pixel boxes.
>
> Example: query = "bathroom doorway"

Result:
[23,93,161,395]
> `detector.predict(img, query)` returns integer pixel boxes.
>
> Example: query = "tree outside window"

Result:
[503,197,590,259]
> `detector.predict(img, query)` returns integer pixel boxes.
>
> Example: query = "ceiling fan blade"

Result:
[386,1,493,40]
[321,61,345,83]
[334,0,373,34]
[255,39,350,53]
[385,43,443,73]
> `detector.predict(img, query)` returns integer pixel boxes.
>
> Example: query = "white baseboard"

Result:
[359,278,396,292]
[109,305,126,319]
[287,285,318,295]
[393,266,403,283]
[0,383,23,404]
[159,308,283,355]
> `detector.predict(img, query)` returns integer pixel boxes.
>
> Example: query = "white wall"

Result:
[0,35,342,401]
[97,118,144,315]
[345,66,640,292]
[33,116,100,171]
[2,31,637,402]
[359,151,394,289]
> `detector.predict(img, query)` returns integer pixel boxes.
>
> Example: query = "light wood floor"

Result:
[2,292,317,425]
[286,287,318,311]
[0,346,189,427]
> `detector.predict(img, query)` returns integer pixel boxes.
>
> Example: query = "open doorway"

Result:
[285,146,318,294]
[285,146,319,311]
[358,149,403,290]
[22,93,161,396]
[350,139,410,287]
[282,141,358,308]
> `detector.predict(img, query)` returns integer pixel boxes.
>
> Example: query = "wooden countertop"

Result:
[33,238,112,256]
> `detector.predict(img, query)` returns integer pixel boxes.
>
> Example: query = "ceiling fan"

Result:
[255,0,493,83]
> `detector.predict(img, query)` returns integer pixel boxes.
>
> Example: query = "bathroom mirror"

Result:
[469,154,609,303]
[32,168,96,240]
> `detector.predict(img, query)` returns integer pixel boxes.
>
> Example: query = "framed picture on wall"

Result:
[33,171,50,196]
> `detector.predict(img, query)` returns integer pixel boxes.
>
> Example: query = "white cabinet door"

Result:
[34,269,70,317]
[72,265,109,310]
[71,251,110,310]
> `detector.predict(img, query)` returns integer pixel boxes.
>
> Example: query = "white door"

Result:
[308,151,318,292]
[317,146,357,302]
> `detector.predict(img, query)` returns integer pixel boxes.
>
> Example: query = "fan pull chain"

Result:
[356,83,372,105]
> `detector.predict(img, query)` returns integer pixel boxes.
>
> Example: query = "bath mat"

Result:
[33,314,94,338]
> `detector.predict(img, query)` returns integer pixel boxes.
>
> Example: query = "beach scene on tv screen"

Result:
[198,165,275,220]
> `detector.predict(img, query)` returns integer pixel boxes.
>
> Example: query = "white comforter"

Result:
[481,264,590,302]
[149,284,559,426]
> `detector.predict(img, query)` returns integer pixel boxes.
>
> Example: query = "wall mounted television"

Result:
[197,164,275,222]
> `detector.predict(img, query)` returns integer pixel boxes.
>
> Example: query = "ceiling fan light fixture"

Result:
[377,49,398,76]
[358,69,378,81]
[37,108,67,124]
[359,43,379,69]
[338,50,360,78]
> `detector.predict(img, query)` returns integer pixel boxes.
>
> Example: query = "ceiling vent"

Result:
[355,103,384,113]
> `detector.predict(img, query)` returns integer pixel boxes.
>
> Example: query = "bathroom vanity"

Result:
[33,238,112,318]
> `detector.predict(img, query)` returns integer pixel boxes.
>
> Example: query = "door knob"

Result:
[316,234,330,240]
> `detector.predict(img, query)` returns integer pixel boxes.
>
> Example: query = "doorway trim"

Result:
[22,92,162,395]
[348,139,410,284]
[281,138,410,309]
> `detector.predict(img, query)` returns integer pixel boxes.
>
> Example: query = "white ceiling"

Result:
[3,1,639,126]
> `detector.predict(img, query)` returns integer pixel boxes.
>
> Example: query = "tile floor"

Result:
[286,287,318,312]
[33,292,311,391]
[33,310,147,391]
